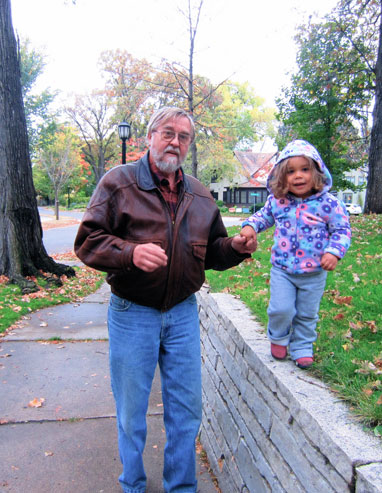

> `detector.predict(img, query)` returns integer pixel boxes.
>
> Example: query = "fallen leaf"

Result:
[334,313,344,320]
[28,397,45,408]
[366,321,378,333]
[44,451,54,457]
[349,321,363,330]
[374,356,382,369]
[39,322,48,327]
[333,296,353,306]
[377,395,382,406]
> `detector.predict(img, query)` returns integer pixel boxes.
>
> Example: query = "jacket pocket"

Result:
[192,243,207,261]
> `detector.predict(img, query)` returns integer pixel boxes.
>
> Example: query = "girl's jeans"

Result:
[267,267,327,360]
[108,293,202,493]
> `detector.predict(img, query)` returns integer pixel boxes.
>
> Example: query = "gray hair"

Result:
[147,107,195,141]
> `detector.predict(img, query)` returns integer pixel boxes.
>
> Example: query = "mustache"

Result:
[164,146,180,156]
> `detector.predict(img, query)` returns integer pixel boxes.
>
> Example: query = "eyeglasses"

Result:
[153,130,192,145]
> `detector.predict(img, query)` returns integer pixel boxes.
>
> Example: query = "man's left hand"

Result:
[231,234,257,254]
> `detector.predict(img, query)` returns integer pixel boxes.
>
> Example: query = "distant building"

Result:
[336,167,367,209]
[210,149,367,211]
[210,151,277,208]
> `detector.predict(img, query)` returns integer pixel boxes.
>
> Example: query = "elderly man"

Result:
[74,107,255,493]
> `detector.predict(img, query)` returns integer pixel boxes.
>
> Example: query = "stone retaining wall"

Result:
[197,287,382,493]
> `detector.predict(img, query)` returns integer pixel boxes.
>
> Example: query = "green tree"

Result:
[330,0,381,212]
[65,91,119,183]
[276,10,374,190]
[190,81,276,185]
[34,125,82,220]
[99,50,156,139]
[19,38,57,158]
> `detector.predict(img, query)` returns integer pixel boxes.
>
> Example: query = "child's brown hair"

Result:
[268,156,326,199]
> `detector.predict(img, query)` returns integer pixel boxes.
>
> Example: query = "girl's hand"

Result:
[321,252,338,271]
[235,225,258,253]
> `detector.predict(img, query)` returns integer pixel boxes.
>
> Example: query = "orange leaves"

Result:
[21,289,49,303]
[327,289,354,314]
[374,354,382,369]
[354,361,382,375]
[346,319,379,334]
[349,321,363,331]
[366,321,378,334]
[0,275,8,285]
[28,397,45,408]
[333,295,353,306]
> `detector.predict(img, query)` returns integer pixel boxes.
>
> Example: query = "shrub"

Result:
[255,202,265,212]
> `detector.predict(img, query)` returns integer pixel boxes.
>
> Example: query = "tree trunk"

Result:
[187,0,203,179]
[0,0,74,292]
[54,190,60,220]
[365,2,382,214]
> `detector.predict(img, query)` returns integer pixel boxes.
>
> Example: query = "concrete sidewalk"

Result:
[0,282,218,493]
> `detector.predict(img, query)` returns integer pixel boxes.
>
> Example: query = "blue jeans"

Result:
[108,293,202,493]
[267,267,327,360]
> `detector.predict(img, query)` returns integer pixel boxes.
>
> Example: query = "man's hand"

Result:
[321,252,338,271]
[232,225,258,254]
[133,243,168,272]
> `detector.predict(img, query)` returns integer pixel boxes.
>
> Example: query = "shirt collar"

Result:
[150,162,184,188]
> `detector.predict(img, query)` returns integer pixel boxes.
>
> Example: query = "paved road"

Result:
[40,207,244,255]
[42,224,80,255]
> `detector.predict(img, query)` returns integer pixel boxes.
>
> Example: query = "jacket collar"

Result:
[136,151,191,193]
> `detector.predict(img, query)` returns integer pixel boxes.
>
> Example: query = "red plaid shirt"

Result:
[151,167,184,221]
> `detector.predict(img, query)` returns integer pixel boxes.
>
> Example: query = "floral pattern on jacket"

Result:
[242,140,351,274]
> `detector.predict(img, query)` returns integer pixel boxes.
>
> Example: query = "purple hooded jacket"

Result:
[242,140,351,274]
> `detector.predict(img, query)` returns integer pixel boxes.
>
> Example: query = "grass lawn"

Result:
[205,214,382,435]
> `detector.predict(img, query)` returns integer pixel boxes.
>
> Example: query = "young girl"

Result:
[241,140,351,368]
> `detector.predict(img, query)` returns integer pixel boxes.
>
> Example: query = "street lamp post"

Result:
[118,121,131,164]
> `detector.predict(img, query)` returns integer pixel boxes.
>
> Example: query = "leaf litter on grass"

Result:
[206,215,382,432]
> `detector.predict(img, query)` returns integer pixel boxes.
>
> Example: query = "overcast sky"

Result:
[11,0,338,108]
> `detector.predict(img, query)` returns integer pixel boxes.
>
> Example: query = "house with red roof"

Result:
[209,150,277,209]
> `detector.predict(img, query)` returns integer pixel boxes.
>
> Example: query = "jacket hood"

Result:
[267,140,332,194]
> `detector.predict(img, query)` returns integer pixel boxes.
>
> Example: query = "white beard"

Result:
[155,160,181,174]
[151,146,184,174]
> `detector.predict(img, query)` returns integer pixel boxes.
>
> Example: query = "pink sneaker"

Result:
[295,357,314,369]
[271,343,287,360]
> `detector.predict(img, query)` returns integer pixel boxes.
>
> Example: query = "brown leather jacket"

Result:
[74,153,249,311]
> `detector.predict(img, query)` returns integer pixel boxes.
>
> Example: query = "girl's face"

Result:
[285,156,314,199]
